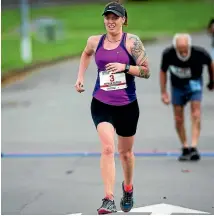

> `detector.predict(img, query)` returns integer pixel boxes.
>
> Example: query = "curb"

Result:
[1,54,80,86]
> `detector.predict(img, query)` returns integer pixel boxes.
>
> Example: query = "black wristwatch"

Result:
[124,64,130,73]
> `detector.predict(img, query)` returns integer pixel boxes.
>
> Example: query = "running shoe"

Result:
[189,147,200,161]
[97,198,117,215]
[178,147,190,161]
[120,181,134,212]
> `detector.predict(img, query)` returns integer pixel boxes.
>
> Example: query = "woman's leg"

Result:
[91,98,117,214]
[114,100,140,212]
[118,136,135,189]
[97,122,115,200]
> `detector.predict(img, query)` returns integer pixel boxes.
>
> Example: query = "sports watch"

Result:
[124,64,130,73]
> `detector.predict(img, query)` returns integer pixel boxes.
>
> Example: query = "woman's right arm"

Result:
[75,36,100,92]
[77,36,96,80]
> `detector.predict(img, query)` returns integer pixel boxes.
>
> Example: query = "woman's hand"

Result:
[105,63,125,73]
[75,77,85,93]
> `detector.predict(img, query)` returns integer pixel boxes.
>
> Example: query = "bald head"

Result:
[173,33,192,61]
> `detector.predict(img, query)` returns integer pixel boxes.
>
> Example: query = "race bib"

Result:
[169,66,192,79]
[99,71,127,91]
[189,80,201,91]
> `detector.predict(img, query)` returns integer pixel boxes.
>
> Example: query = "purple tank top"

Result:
[93,32,137,106]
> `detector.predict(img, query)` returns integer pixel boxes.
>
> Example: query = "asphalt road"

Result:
[1,32,214,215]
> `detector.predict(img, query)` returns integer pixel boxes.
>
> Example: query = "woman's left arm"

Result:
[127,34,150,79]
[105,34,150,79]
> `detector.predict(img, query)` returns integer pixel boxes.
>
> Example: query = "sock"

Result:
[105,194,114,201]
[124,184,133,192]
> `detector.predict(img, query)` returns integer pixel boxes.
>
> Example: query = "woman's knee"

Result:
[97,122,115,156]
[119,149,134,161]
[102,145,115,156]
[118,136,134,160]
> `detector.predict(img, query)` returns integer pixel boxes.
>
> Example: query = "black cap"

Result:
[102,2,125,17]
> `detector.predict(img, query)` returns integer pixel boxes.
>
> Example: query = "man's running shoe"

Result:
[178,147,190,161]
[120,181,134,212]
[97,198,117,215]
[189,147,200,161]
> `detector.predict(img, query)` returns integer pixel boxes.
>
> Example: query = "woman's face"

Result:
[104,13,125,34]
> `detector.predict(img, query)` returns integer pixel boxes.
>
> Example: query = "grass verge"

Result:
[1,0,213,75]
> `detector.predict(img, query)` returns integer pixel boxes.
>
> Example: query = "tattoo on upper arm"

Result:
[130,35,144,61]
[129,35,150,78]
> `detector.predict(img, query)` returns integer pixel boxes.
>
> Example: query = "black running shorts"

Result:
[90,97,140,137]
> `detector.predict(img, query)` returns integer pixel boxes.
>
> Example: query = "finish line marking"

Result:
[69,203,210,215]
[2,152,214,158]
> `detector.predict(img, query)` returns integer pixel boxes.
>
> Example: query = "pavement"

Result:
[1,32,214,215]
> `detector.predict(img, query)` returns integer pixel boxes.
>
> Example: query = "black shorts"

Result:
[90,97,140,137]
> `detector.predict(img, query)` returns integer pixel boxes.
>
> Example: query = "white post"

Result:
[20,0,32,63]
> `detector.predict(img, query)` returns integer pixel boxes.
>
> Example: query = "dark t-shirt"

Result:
[160,46,212,89]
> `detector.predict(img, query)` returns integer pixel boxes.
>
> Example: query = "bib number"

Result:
[99,71,127,91]
[169,66,192,79]
[189,80,201,91]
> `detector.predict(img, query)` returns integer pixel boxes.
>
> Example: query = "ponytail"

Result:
[123,7,128,26]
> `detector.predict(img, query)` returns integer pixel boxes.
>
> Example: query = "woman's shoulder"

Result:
[124,33,144,53]
[125,33,143,45]
[85,34,105,53]
[126,33,140,39]
[87,34,104,44]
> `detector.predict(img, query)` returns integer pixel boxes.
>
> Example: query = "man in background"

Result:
[159,33,214,161]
